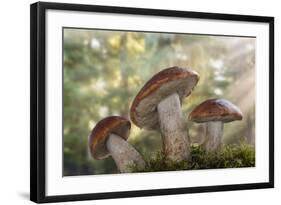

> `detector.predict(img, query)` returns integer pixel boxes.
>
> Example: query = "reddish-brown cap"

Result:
[130,66,199,129]
[88,116,131,160]
[189,99,243,123]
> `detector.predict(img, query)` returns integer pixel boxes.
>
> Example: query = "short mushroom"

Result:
[130,66,200,161]
[88,116,145,173]
[189,98,243,151]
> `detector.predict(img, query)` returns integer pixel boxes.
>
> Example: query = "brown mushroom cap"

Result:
[189,99,243,123]
[88,116,131,160]
[130,66,199,130]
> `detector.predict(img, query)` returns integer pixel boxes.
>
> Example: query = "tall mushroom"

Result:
[88,116,145,173]
[130,66,199,161]
[189,99,243,151]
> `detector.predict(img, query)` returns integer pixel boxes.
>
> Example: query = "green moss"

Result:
[131,144,255,173]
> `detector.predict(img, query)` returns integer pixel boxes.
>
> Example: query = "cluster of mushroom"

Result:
[88,66,243,173]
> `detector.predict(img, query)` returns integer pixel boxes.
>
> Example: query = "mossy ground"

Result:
[131,144,255,173]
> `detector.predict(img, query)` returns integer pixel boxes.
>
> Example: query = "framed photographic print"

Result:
[30,1,274,203]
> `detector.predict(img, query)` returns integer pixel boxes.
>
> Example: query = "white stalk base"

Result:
[203,121,224,152]
[106,133,145,173]
[157,93,191,161]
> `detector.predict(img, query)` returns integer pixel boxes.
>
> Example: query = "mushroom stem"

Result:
[203,121,224,152]
[157,93,191,161]
[106,133,145,173]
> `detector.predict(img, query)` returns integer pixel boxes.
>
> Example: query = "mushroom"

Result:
[189,98,243,151]
[130,66,199,161]
[88,116,145,173]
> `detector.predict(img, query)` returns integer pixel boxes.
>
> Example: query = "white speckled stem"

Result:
[203,121,224,152]
[157,93,191,161]
[106,133,145,173]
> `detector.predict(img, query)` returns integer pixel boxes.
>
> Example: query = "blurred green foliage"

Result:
[63,29,256,176]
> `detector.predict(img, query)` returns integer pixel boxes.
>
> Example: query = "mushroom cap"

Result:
[189,98,243,123]
[130,66,199,129]
[88,116,131,160]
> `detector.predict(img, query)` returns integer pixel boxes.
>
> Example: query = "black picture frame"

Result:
[30,1,274,203]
